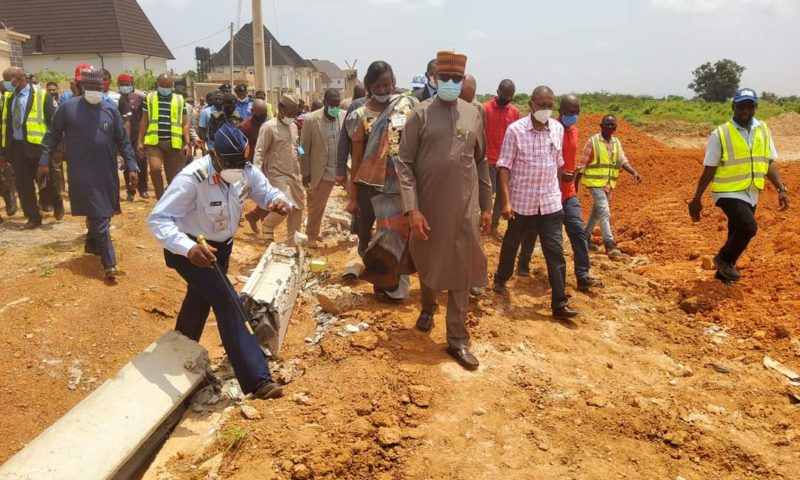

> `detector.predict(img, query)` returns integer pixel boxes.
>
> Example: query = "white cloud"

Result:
[649,0,794,14]
[467,29,489,40]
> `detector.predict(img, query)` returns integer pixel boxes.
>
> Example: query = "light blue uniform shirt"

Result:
[147,155,291,257]
[703,117,778,207]
[235,97,253,120]
[12,84,31,140]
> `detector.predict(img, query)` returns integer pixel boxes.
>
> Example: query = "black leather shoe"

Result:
[553,305,580,320]
[104,266,118,279]
[23,217,42,230]
[447,345,479,371]
[53,202,65,221]
[492,281,508,294]
[253,381,283,400]
[713,254,740,281]
[139,192,150,199]
[4,193,17,217]
[416,311,434,332]
[577,276,604,291]
[126,193,135,202]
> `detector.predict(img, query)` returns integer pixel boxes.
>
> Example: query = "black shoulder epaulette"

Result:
[192,167,209,183]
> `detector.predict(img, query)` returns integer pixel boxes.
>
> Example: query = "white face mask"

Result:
[219,168,243,184]
[84,90,103,105]
[533,109,552,124]
[281,116,295,126]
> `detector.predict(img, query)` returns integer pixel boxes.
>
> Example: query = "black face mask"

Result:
[496,97,511,107]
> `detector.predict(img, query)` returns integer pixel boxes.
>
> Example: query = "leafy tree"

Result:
[760,91,778,103]
[34,69,70,85]
[688,59,745,102]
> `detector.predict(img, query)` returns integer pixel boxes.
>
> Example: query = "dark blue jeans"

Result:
[518,196,591,281]
[496,210,568,310]
[165,239,271,394]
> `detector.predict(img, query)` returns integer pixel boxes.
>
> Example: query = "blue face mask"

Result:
[3,80,14,92]
[561,114,579,127]
[437,80,462,102]
[119,85,133,95]
[157,87,173,96]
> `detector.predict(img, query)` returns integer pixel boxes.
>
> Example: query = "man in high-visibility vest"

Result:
[689,88,789,283]
[575,114,642,259]
[136,73,190,200]
[1,66,61,229]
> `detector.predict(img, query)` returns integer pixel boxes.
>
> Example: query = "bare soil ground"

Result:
[1,115,799,479]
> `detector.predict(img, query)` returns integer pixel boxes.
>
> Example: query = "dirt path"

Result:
[1,115,799,479]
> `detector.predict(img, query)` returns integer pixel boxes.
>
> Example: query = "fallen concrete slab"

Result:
[241,243,305,358]
[0,331,208,480]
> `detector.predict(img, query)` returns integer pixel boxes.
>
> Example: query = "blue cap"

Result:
[733,88,758,104]
[411,73,427,89]
[213,123,249,164]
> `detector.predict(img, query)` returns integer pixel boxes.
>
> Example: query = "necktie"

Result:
[12,96,23,132]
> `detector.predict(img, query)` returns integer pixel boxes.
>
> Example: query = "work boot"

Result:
[605,241,622,260]
[713,254,740,282]
[577,276,604,291]
[253,381,283,400]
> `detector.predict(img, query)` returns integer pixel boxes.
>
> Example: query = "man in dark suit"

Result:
[1,66,60,229]
[412,59,437,102]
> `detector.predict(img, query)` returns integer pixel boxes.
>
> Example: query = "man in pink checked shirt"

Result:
[492,85,580,321]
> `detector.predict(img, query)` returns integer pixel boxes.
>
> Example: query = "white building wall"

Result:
[22,53,168,76]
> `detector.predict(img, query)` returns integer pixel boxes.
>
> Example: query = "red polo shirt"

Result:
[560,124,578,202]
[483,97,520,165]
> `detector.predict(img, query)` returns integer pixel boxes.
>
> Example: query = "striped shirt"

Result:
[142,93,188,142]
[496,116,564,216]
[323,115,340,181]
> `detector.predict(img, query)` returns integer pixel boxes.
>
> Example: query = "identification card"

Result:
[390,113,406,130]
[296,144,305,155]
[213,218,229,232]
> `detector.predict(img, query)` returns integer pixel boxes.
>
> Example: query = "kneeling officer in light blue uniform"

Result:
[148,123,292,399]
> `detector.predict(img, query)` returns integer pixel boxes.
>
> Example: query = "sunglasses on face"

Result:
[437,74,463,83]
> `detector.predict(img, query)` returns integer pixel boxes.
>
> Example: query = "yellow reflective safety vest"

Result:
[711,120,771,193]
[144,92,185,148]
[581,133,621,189]
[1,86,48,148]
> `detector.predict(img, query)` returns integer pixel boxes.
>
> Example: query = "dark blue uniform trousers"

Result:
[87,217,116,268]
[165,239,271,394]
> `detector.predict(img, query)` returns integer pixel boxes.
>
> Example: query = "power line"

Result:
[172,27,229,50]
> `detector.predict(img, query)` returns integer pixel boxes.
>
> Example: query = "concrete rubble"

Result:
[240,242,306,358]
[316,285,365,315]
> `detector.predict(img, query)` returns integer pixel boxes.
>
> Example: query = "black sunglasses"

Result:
[437,74,463,83]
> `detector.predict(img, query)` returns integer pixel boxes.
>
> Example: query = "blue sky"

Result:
[140,0,799,97]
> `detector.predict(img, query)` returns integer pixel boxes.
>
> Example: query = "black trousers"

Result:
[8,139,61,220]
[716,198,757,265]
[164,239,271,394]
[354,183,376,257]
[496,210,568,310]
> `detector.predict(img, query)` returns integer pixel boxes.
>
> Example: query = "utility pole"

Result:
[252,0,266,93]
[229,22,234,86]
[269,39,274,106]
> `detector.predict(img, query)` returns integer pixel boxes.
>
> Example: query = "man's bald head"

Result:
[559,94,580,116]
[459,74,477,103]
[496,79,515,106]
[157,73,174,88]
[252,99,267,117]
[2,66,24,82]
[532,85,554,102]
